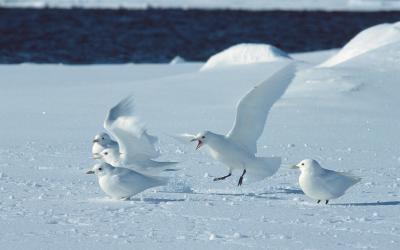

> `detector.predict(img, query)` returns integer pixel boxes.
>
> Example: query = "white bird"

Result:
[93,96,178,173]
[292,159,361,204]
[92,132,118,156]
[86,162,168,200]
[181,63,296,186]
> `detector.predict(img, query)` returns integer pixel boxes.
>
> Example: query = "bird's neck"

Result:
[105,156,120,166]
[205,133,228,150]
[303,167,323,176]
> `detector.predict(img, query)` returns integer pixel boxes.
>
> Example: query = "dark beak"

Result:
[86,170,95,174]
[93,139,99,143]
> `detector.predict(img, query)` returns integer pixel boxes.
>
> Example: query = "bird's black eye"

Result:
[104,152,108,155]
[98,168,102,171]
[301,163,304,166]
[102,137,104,140]
[201,136,205,139]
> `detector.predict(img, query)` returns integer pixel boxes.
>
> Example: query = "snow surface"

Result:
[2,0,400,11]
[1,38,400,249]
[201,44,291,71]
[320,21,400,67]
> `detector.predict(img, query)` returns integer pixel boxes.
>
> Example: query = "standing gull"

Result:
[86,162,168,200]
[93,96,178,174]
[182,63,296,186]
[292,159,361,204]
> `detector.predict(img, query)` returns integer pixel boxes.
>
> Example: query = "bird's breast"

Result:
[92,143,104,154]
[98,175,124,198]
[207,139,253,169]
[299,173,337,200]
[98,176,110,193]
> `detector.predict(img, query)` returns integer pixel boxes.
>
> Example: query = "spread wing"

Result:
[227,63,296,154]
[104,96,160,164]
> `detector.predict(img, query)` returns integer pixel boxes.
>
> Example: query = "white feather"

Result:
[90,163,168,199]
[296,159,361,201]
[104,96,160,164]
[227,63,296,154]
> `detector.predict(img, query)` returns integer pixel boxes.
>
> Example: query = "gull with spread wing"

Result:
[93,96,178,174]
[182,63,296,186]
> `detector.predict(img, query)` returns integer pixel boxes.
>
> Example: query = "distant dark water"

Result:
[0,8,399,64]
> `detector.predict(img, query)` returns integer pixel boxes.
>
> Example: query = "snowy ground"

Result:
[2,0,400,11]
[1,38,400,248]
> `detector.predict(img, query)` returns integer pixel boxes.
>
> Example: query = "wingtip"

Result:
[105,95,137,127]
[119,95,136,109]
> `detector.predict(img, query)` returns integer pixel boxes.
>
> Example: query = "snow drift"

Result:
[319,21,400,67]
[170,56,186,64]
[200,44,291,71]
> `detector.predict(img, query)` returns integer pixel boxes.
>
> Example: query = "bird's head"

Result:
[92,132,111,145]
[291,159,321,172]
[86,162,114,177]
[191,131,212,150]
[93,148,120,165]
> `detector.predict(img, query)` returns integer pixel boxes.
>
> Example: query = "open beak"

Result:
[86,170,95,174]
[93,139,99,143]
[92,153,102,159]
[290,164,299,169]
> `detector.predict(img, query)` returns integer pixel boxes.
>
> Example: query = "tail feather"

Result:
[129,160,179,175]
[341,172,362,185]
[141,174,170,190]
[144,160,179,169]
[246,157,281,182]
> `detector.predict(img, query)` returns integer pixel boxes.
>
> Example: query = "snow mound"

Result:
[170,56,186,64]
[200,44,291,71]
[319,21,400,67]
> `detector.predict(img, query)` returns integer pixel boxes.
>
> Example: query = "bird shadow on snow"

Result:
[331,201,400,206]
[159,190,284,200]
[88,197,185,204]
[212,192,283,200]
[275,188,305,195]
[130,197,186,204]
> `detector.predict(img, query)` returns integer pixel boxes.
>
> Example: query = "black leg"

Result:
[238,169,247,186]
[213,173,232,181]
[317,200,321,204]
[325,200,329,205]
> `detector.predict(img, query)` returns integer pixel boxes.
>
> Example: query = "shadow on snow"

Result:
[332,201,400,206]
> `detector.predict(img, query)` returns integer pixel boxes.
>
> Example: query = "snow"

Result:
[319,21,400,67]
[201,44,291,71]
[1,25,400,249]
[2,0,400,11]
[169,56,185,65]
